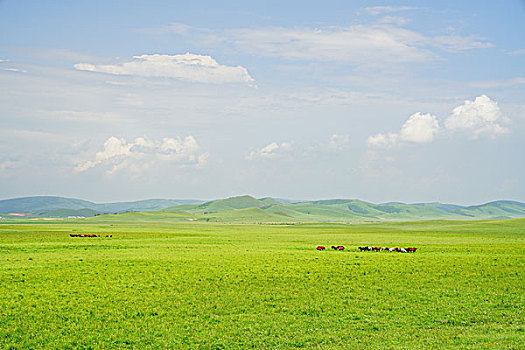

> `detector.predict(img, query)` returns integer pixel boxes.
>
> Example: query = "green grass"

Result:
[0,218,524,349]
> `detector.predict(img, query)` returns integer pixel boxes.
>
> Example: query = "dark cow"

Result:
[358,246,368,251]
[337,246,344,251]
[316,246,326,251]
[407,247,417,253]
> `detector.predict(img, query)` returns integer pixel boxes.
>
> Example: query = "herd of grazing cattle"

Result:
[70,234,112,238]
[316,246,344,251]
[358,246,417,253]
[316,245,417,253]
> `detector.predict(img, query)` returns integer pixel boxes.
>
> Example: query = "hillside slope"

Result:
[0,196,203,217]
[2,195,524,222]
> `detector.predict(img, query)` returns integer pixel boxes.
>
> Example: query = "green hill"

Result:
[2,195,524,223]
[452,200,525,219]
[0,196,203,217]
[203,207,292,223]
[163,195,265,214]
[94,197,525,223]
[0,196,97,214]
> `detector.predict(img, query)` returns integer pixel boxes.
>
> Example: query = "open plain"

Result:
[1,217,523,349]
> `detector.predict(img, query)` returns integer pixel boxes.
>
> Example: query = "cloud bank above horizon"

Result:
[1,1,524,203]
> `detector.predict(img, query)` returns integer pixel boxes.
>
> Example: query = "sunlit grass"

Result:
[1,219,524,349]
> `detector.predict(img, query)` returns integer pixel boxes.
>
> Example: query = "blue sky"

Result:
[1,0,524,204]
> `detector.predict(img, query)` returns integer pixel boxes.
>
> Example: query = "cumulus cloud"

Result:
[246,142,292,160]
[366,133,400,148]
[74,53,254,84]
[76,136,208,174]
[445,95,509,137]
[368,95,510,147]
[367,112,440,147]
[399,112,440,143]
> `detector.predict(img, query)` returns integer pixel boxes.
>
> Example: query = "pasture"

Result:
[0,218,524,349]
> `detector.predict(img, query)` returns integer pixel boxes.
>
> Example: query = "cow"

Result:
[407,247,417,253]
[336,246,345,251]
[358,246,368,251]
[316,246,326,251]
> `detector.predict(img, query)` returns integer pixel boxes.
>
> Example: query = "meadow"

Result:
[0,217,524,349]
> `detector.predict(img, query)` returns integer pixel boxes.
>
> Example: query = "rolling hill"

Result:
[1,195,524,222]
[157,196,525,223]
[0,196,203,217]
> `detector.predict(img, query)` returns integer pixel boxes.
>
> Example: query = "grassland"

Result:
[0,217,524,349]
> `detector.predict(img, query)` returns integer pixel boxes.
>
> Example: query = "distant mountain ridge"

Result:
[1,195,524,222]
[0,196,203,217]
[160,196,525,222]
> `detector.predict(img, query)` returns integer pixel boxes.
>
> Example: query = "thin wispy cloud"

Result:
[149,23,493,69]
[364,6,418,16]
[246,142,292,160]
[75,53,255,84]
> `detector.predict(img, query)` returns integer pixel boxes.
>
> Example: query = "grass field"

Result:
[0,217,524,349]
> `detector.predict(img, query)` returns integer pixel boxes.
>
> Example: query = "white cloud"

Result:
[227,25,432,66]
[76,137,131,172]
[379,16,410,26]
[143,23,492,68]
[445,95,510,137]
[367,112,439,147]
[364,6,417,16]
[74,53,255,84]
[368,95,510,147]
[432,35,493,52]
[399,112,440,143]
[1,67,28,73]
[366,133,399,148]
[76,136,208,174]
[223,25,491,66]
[246,142,292,160]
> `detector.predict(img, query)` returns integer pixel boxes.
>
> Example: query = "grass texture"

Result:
[0,218,524,349]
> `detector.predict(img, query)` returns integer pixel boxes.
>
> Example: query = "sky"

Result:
[1,0,524,204]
